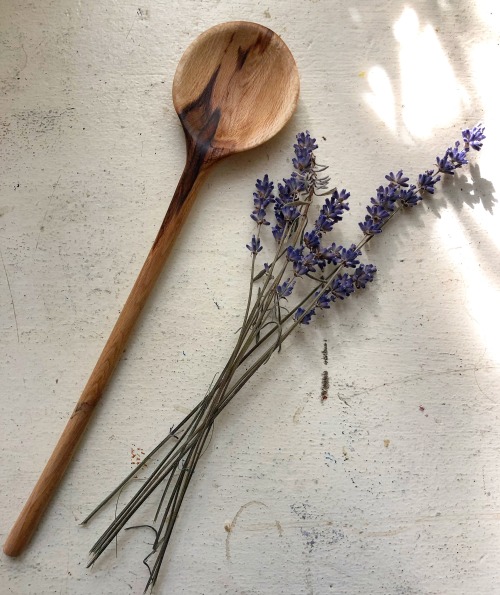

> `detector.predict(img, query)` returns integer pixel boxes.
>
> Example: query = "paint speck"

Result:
[383,439,390,448]
[358,71,366,77]
[325,452,336,467]
[131,444,145,467]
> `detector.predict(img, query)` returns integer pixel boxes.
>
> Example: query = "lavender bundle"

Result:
[83,124,486,592]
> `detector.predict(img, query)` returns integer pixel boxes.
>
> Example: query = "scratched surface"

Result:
[1,1,500,594]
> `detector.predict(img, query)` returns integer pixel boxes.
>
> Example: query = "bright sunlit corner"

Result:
[364,4,499,364]
[364,6,469,139]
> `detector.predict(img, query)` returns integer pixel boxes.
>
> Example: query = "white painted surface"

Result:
[1,1,499,594]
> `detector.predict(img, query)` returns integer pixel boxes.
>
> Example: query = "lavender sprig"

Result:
[85,125,485,592]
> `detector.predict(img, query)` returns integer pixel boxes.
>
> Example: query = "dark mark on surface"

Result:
[322,339,328,365]
[293,502,345,553]
[301,527,345,553]
[321,370,330,401]
[290,502,314,521]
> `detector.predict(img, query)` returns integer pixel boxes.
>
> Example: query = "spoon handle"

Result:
[3,145,211,558]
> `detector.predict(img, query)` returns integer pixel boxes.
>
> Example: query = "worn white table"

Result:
[1,1,499,593]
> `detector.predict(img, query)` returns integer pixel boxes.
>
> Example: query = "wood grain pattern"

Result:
[3,21,299,557]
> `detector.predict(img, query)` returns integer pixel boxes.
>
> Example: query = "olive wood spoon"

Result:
[4,21,299,557]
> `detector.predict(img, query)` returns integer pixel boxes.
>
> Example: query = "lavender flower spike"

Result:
[359,125,485,236]
[246,235,262,254]
[462,124,486,152]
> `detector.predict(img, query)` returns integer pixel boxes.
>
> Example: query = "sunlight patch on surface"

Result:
[435,208,500,363]
[363,66,396,132]
[474,0,500,33]
[469,41,500,180]
[393,7,468,139]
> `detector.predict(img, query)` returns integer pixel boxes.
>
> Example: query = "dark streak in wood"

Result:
[254,30,273,54]
[152,65,224,251]
[236,46,250,70]
[71,401,95,418]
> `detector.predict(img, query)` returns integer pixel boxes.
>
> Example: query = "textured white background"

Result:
[1,1,500,594]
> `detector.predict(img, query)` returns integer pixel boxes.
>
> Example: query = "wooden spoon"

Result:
[4,21,299,557]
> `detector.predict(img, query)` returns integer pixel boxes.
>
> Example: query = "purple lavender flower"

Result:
[251,175,274,226]
[359,215,383,235]
[246,235,262,254]
[276,278,295,299]
[278,176,303,203]
[436,154,455,175]
[320,189,350,221]
[385,170,409,188]
[366,204,390,224]
[254,174,275,203]
[293,131,318,172]
[251,208,270,225]
[314,213,334,233]
[399,185,420,207]
[294,306,316,324]
[418,170,441,194]
[313,189,351,233]
[304,230,321,250]
[462,124,486,152]
[447,141,468,168]
[272,224,285,242]
[286,246,303,263]
[281,205,300,223]
[372,186,399,211]
[352,264,377,288]
[292,260,309,277]
[333,188,351,207]
[302,253,318,272]
[338,244,362,268]
[295,131,318,152]
[330,273,355,299]
[315,292,331,309]
[292,252,318,277]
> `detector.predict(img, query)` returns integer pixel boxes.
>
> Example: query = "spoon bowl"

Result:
[173,21,300,157]
[4,21,299,558]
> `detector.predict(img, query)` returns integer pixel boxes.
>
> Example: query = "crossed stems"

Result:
[83,174,403,591]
